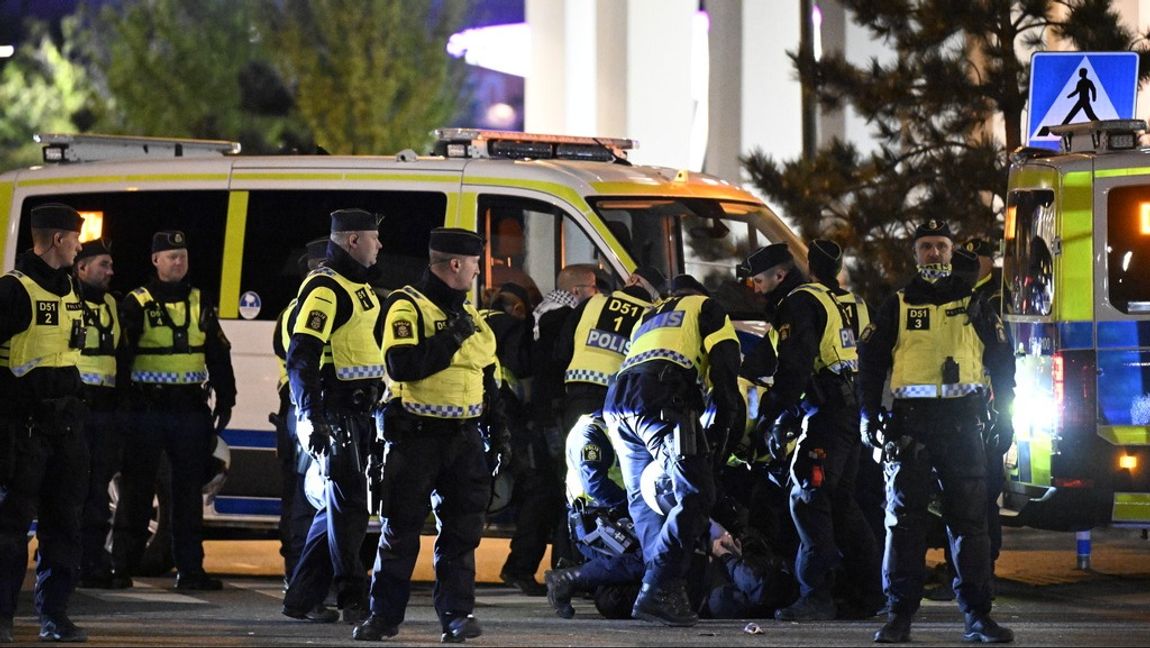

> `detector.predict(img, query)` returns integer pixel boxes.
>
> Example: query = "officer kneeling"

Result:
[355,228,510,644]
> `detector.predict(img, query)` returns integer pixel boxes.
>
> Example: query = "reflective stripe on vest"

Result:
[565,290,651,386]
[890,291,985,399]
[129,286,207,385]
[0,270,84,377]
[78,291,120,387]
[390,286,496,419]
[789,283,870,375]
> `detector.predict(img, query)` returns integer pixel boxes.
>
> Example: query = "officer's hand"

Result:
[212,405,232,433]
[766,420,790,462]
[990,413,1014,456]
[305,421,333,460]
[860,408,885,450]
[444,312,477,345]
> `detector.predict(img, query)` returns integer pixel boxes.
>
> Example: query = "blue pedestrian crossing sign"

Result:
[1027,51,1139,149]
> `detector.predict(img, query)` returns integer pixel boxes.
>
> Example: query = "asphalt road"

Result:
[8,526,1150,646]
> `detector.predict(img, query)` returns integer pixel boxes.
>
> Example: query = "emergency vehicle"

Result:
[1004,119,1150,533]
[0,129,801,570]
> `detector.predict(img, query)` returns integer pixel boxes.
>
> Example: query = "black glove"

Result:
[860,407,887,450]
[989,411,1014,456]
[444,312,478,345]
[212,404,232,433]
[303,418,333,459]
[766,420,791,462]
[488,435,512,478]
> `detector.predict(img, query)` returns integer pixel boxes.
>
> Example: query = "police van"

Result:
[1004,119,1150,533]
[0,129,801,555]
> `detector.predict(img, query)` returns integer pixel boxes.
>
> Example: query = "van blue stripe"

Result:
[220,429,277,449]
[212,496,281,516]
[1058,321,1093,349]
[1097,320,1150,349]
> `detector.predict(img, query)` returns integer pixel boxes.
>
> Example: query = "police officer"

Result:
[482,283,563,597]
[0,203,89,642]
[555,266,663,438]
[354,227,510,643]
[544,414,644,619]
[112,230,236,591]
[73,240,123,590]
[752,240,882,621]
[857,220,1015,644]
[964,238,1011,573]
[272,237,327,586]
[281,211,384,624]
[601,274,743,627]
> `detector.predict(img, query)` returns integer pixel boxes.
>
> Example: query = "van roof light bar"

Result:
[34,132,241,164]
[432,128,636,163]
[1046,119,1146,155]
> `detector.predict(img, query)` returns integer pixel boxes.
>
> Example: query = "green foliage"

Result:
[259,0,470,155]
[0,18,100,170]
[742,0,1150,305]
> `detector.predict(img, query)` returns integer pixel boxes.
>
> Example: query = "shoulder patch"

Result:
[581,443,602,463]
[859,323,876,343]
[392,319,414,339]
[777,323,791,341]
[305,310,328,333]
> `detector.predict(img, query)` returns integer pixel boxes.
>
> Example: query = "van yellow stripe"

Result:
[219,192,249,319]
[1099,426,1150,446]
[0,181,13,260]
[464,177,635,271]
[17,174,227,187]
[1059,171,1092,321]
[1096,167,1150,178]
[1112,492,1150,523]
[451,191,476,229]
[231,172,457,183]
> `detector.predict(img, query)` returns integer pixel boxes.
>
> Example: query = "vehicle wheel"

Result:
[108,455,175,577]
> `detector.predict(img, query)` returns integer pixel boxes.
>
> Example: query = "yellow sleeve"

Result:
[291,285,338,342]
[383,297,421,349]
[703,315,739,352]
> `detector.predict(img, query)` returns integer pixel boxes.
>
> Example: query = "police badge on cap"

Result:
[152,230,187,253]
[76,238,112,262]
[330,208,382,233]
[913,219,953,241]
[964,238,996,258]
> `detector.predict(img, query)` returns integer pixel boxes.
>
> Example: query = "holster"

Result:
[808,370,857,408]
[33,395,87,436]
[665,408,706,458]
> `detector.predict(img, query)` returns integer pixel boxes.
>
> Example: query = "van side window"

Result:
[17,192,229,297]
[240,190,446,321]
[1004,189,1055,317]
[479,195,609,305]
[1106,185,1150,314]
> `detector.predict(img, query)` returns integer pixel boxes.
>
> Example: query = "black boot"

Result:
[441,614,482,643]
[499,569,546,596]
[0,617,12,644]
[963,613,1014,643]
[544,567,584,619]
[352,614,399,641]
[775,594,837,621]
[39,614,88,643]
[631,582,698,627]
[874,614,913,643]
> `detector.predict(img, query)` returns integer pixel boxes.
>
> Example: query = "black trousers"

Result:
[788,401,881,607]
[368,415,491,632]
[501,391,564,578]
[80,408,121,579]
[883,396,992,617]
[277,403,315,581]
[0,422,88,619]
[113,394,213,578]
[282,410,371,611]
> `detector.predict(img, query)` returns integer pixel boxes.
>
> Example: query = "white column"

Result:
[742,1,803,165]
[525,0,568,133]
[705,0,743,183]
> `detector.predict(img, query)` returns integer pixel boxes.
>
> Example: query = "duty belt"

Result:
[892,383,984,399]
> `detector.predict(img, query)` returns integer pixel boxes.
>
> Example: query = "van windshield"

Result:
[587,197,772,318]
[1004,189,1056,317]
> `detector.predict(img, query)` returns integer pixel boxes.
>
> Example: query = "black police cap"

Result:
[76,238,112,262]
[952,246,979,282]
[808,239,843,282]
[30,203,84,232]
[633,265,667,295]
[152,230,187,253]
[963,238,996,258]
[670,274,710,297]
[913,219,953,241]
[305,237,328,261]
[330,208,381,233]
[738,243,792,278]
[429,227,484,256]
